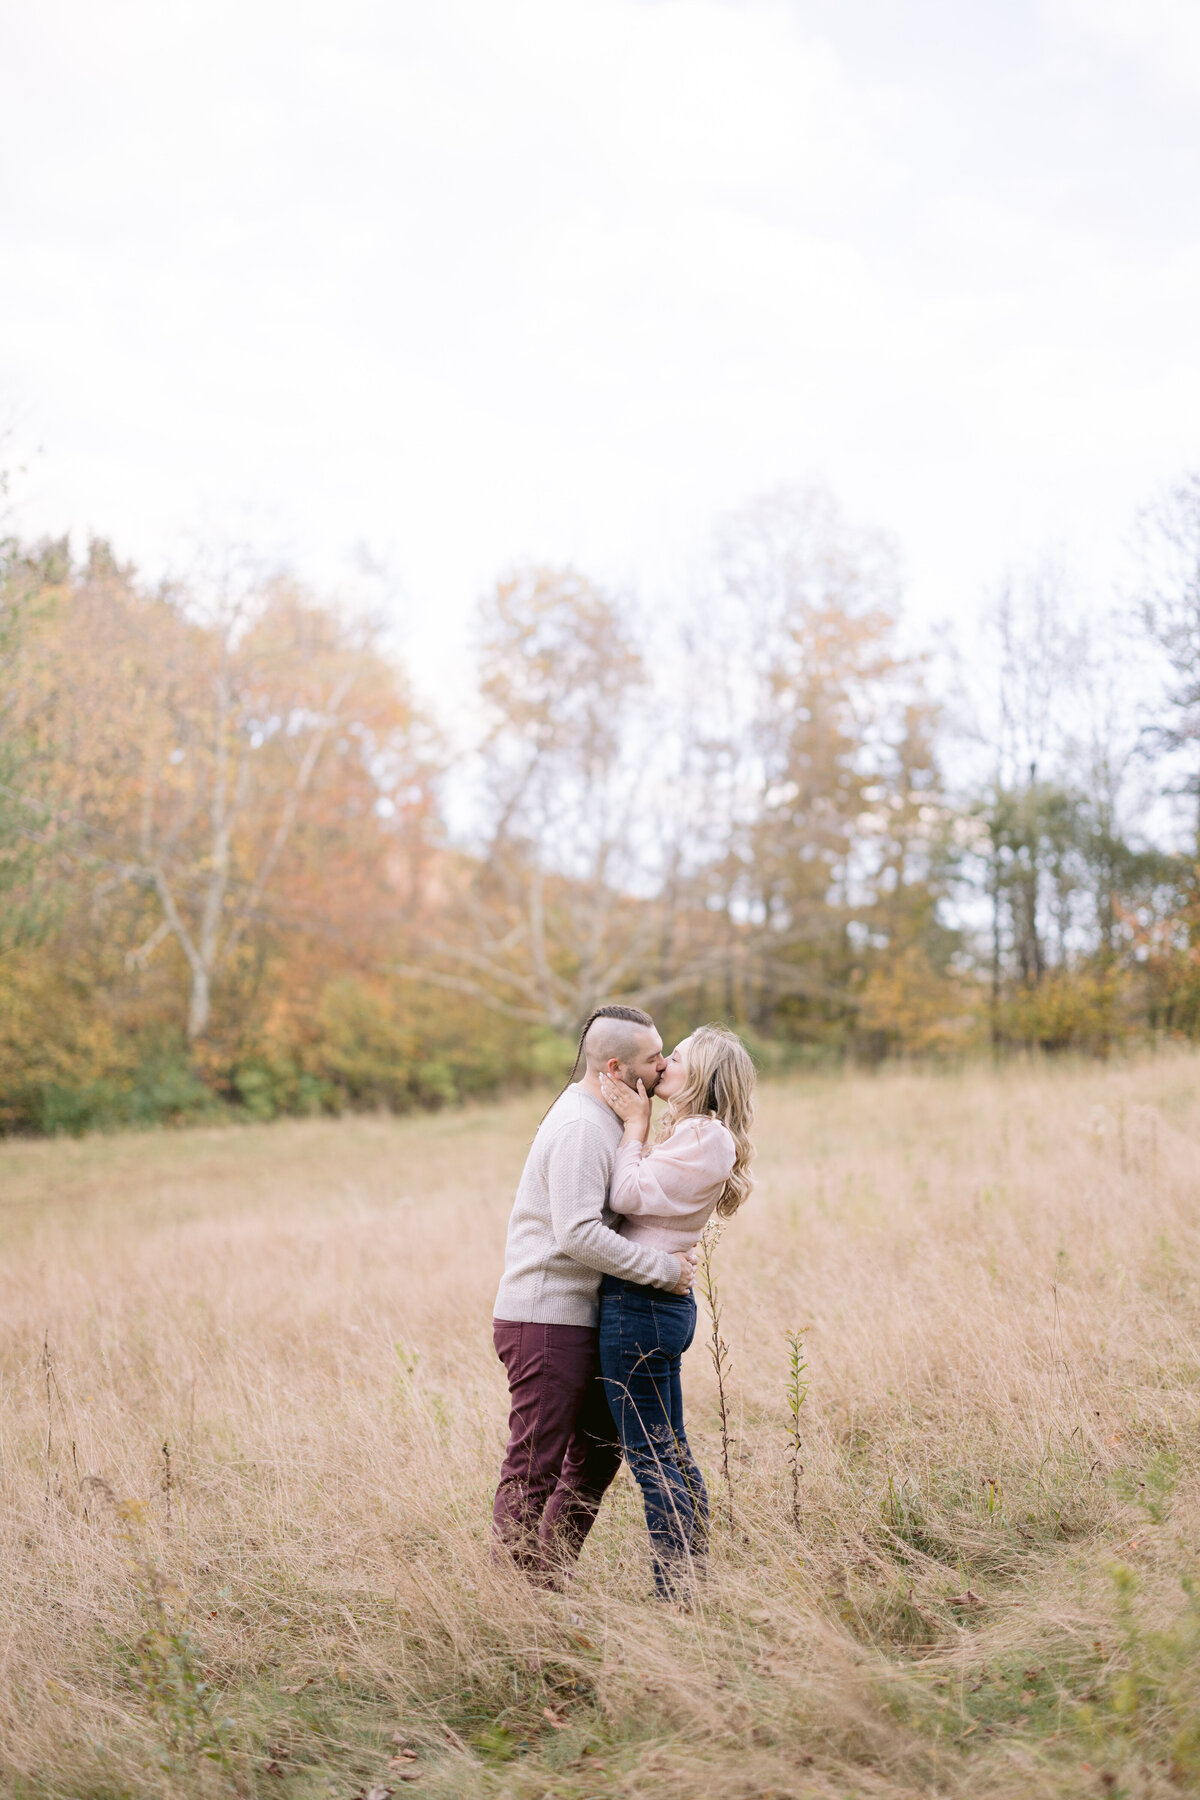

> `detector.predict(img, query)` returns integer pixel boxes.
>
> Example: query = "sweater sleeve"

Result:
[609,1118,736,1216]
[545,1120,681,1289]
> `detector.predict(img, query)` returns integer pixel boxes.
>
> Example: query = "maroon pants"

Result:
[492,1319,623,1580]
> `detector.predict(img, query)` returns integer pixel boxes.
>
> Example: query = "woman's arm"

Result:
[609,1119,736,1217]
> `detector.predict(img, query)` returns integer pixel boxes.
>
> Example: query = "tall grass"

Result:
[784,1326,809,1534]
[2,1056,1200,1797]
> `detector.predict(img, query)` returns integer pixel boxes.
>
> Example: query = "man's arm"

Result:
[545,1121,685,1290]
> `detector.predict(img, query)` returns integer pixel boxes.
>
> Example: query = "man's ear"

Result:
[605,1057,623,1076]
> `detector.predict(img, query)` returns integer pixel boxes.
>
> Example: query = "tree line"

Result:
[2,477,1199,1133]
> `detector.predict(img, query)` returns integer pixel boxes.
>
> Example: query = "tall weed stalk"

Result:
[785,1326,809,1531]
[698,1220,736,1535]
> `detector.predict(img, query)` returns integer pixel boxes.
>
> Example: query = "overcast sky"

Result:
[3,0,1199,698]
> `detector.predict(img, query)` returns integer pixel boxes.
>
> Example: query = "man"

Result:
[491,1004,696,1583]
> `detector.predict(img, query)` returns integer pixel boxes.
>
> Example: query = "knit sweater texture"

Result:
[610,1115,737,1253]
[493,1086,681,1327]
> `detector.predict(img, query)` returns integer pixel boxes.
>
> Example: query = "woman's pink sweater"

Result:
[609,1115,737,1254]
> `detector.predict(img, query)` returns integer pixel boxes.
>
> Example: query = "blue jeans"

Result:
[598,1274,709,1597]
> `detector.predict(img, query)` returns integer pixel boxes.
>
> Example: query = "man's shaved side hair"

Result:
[540,1003,656,1121]
[583,1013,657,1072]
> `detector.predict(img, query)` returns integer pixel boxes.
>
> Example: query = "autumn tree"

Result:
[703,485,942,1040]
[400,565,657,1031]
[852,696,967,1056]
[958,561,1170,1048]
[0,535,68,954]
[1138,472,1200,849]
[1124,472,1200,1027]
[9,542,433,1043]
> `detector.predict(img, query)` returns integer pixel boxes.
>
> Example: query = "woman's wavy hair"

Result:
[656,1024,756,1218]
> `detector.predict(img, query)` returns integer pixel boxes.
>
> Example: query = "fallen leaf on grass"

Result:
[542,1707,567,1730]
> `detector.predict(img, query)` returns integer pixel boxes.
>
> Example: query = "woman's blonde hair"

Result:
[656,1024,756,1217]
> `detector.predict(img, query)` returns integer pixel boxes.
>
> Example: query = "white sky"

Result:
[3,0,1200,705]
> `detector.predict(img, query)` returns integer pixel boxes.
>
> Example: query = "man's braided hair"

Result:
[540,1003,655,1122]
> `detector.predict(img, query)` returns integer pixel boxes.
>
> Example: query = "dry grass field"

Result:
[3,1055,1200,1800]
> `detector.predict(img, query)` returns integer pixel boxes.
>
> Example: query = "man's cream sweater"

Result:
[493,1086,681,1327]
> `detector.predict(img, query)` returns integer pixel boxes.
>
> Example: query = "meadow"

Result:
[2,1054,1199,1800]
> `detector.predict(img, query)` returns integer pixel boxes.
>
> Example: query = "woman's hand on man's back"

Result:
[670,1245,699,1295]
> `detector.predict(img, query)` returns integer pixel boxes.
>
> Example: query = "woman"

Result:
[597,1024,756,1598]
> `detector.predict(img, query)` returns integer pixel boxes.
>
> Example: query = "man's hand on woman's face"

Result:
[599,1071,652,1138]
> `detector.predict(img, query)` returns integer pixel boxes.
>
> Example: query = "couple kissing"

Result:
[491,1004,756,1600]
